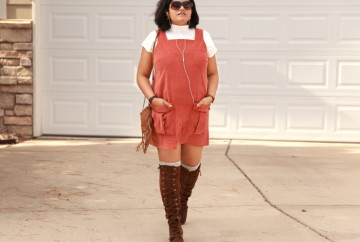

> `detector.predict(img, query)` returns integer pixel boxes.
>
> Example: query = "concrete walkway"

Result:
[0,137,359,242]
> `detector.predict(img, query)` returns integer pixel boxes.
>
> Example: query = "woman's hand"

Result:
[196,96,213,107]
[151,98,172,107]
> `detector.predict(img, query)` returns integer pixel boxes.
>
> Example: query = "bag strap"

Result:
[142,30,160,108]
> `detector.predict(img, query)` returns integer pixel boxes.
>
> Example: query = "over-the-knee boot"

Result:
[158,165,184,242]
[179,164,201,225]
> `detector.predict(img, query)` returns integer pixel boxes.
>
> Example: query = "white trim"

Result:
[0,0,6,19]
[33,0,43,137]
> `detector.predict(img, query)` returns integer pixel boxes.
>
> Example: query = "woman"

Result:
[137,0,219,241]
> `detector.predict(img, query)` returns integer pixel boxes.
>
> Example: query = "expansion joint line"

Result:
[225,139,335,242]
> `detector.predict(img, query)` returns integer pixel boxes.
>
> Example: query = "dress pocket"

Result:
[151,105,176,135]
[193,104,210,135]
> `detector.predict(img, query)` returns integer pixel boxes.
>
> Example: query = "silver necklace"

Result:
[176,39,195,104]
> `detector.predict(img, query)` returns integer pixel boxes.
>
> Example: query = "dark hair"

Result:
[154,0,199,31]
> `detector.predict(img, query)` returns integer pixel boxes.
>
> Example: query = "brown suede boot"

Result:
[158,165,184,242]
[179,163,201,225]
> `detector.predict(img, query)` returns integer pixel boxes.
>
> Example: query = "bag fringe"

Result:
[136,125,152,153]
[136,105,153,153]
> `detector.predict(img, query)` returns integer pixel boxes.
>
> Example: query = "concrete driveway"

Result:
[0,137,359,242]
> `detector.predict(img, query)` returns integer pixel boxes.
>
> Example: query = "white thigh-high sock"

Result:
[159,161,181,167]
[181,162,201,172]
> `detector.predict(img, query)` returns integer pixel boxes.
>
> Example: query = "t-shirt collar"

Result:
[171,24,190,33]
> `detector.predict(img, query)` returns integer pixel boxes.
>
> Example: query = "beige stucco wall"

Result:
[7,0,32,19]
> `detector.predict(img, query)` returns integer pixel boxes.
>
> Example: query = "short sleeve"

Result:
[141,30,157,53]
[203,30,217,58]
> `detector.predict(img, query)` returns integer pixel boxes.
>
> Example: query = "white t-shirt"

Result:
[141,24,217,58]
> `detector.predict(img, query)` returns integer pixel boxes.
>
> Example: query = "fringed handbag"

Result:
[136,31,159,153]
[136,102,153,153]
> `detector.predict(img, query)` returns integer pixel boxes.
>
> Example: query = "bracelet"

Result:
[148,95,157,104]
[206,94,215,103]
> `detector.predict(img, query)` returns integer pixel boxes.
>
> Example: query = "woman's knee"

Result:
[180,144,203,166]
[157,145,181,162]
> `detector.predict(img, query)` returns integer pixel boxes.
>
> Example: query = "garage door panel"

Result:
[50,13,89,41]
[44,8,90,46]
[43,93,142,136]
[337,61,360,87]
[96,101,133,127]
[43,6,140,49]
[287,60,328,87]
[43,51,138,93]
[287,15,329,43]
[238,59,280,87]
[335,106,360,132]
[201,15,231,44]
[51,99,89,127]
[209,103,229,130]
[238,15,281,43]
[216,57,232,93]
[286,105,327,131]
[50,56,90,85]
[95,58,133,85]
[237,104,277,130]
[95,14,134,43]
[339,15,360,43]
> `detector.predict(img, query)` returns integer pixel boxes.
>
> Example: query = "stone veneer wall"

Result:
[0,20,33,137]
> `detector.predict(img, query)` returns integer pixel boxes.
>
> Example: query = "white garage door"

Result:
[38,0,360,142]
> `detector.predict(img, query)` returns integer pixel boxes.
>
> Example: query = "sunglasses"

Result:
[170,1,193,10]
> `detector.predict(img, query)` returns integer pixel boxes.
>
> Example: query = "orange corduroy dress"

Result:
[149,28,210,150]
